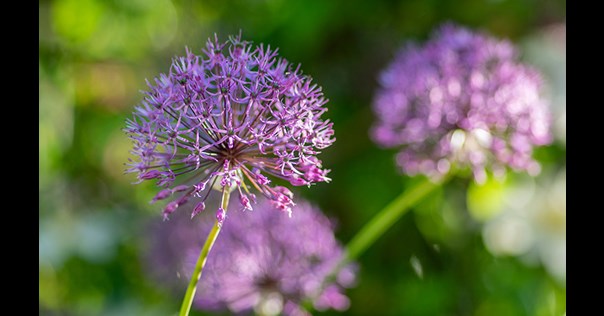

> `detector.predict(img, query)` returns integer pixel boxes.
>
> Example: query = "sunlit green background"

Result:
[39,0,566,315]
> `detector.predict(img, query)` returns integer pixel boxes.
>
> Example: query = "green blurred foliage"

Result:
[39,0,565,315]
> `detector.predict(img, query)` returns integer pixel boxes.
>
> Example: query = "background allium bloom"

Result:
[125,33,334,219]
[147,198,357,316]
[371,24,552,183]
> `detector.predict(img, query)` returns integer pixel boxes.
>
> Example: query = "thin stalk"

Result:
[178,188,231,316]
[314,176,448,303]
[344,177,443,262]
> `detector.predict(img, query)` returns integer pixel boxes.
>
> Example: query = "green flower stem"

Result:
[302,176,449,312]
[179,188,231,316]
[303,176,447,312]
[344,177,442,262]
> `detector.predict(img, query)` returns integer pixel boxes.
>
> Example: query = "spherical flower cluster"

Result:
[125,33,334,220]
[146,198,357,316]
[371,24,552,183]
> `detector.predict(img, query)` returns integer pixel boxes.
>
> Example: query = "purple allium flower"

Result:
[371,24,552,183]
[146,198,357,316]
[125,33,334,218]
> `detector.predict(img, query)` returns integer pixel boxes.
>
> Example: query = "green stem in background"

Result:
[344,177,443,262]
[179,188,231,316]
[305,176,449,311]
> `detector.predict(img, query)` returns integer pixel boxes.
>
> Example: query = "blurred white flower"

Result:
[522,23,566,145]
[482,168,566,283]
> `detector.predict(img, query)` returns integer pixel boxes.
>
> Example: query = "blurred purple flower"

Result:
[147,198,357,315]
[371,24,552,183]
[125,32,334,218]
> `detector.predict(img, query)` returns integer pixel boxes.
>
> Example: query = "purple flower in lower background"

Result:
[371,24,552,183]
[146,198,356,315]
[125,32,334,219]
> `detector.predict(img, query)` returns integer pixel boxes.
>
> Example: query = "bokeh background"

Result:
[39,0,566,315]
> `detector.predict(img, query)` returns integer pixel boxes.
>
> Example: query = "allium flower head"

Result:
[147,198,357,316]
[371,24,552,183]
[125,32,334,218]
